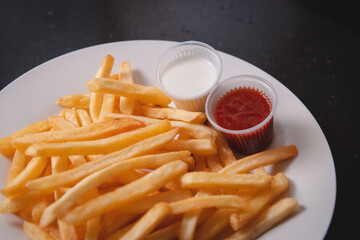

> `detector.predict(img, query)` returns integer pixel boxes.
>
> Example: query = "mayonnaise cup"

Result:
[155,41,222,112]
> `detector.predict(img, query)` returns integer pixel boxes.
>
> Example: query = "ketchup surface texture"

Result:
[214,87,271,130]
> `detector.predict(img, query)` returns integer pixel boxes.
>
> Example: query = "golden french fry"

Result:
[6,150,30,185]
[178,210,202,240]
[105,113,217,141]
[119,202,171,240]
[100,212,138,239]
[206,154,223,172]
[105,222,136,240]
[62,108,80,127]
[56,94,90,110]
[12,118,144,151]
[119,61,135,115]
[145,221,181,240]
[76,109,92,126]
[2,157,49,198]
[40,151,190,227]
[169,195,249,215]
[0,191,50,213]
[99,93,116,121]
[25,120,169,157]
[140,105,207,124]
[181,172,272,190]
[216,132,237,166]
[229,172,289,230]
[90,55,114,122]
[171,120,217,141]
[87,78,171,107]
[47,116,77,130]
[32,197,53,224]
[61,160,188,225]
[0,119,50,157]
[194,209,234,240]
[99,169,148,187]
[84,189,101,240]
[227,198,298,240]
[115,189,192,214]
[26,128,179,193]
[57,220,79,240]
[164,139,217,155]
[220,145,298,174]
[89,92,103,122]
[23,221,55,240]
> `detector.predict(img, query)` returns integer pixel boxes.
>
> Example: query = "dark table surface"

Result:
[1,0,359,239]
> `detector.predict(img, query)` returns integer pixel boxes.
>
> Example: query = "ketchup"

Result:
[214,87,273,154]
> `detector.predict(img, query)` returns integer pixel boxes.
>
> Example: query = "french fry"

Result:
[40,151,190,227]
[216,132,237,166]
[193,155,207,171]
[76,109,92,126]
[56,94,90,110]
[119,61,135,115]
[115,189,192,214]
[194,209,234,240]
[169,195,249,215]
[119,202,171,240]
[164,139,217,155]
[32,197,53,224]
[98,169,148,187]
[5,150,30,185]
[0,119,50,157]
[12,118,143,151]
[61,108,80,127]
[2,157,49,198]
[140,106,207,124]
[206,154,223,172]
[90,55,114,122]
[105,222,136,240]
[0,191,50,213]
[220,145,298,174]
[181,172,272,190]
[100,212,138,239]
[227,198,298,240]
[105,113,217,141]
[178,210,202,240]
[229,172,289,230]
[57,220,79,240]
[145,221,181,240]
[47,116,77,130]
[87,78,171,107]
[25,120,169,157]
[99,93,116,121]
[62,160,188,225]
[85,189,101,240]
[23,221,55,240]
[26,129,179,193]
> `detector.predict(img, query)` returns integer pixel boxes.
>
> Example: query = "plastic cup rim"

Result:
[155,40,223,101]
[205,74,278,135]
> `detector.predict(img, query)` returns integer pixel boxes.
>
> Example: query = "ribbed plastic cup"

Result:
[205,75,278,154]
[155,41,222,112]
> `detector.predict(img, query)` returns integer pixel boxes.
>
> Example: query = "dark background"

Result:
[1,0,359,239]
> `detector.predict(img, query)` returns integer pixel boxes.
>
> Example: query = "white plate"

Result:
[0,40,336,239]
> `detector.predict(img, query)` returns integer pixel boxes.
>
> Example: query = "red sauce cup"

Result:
[205,75,278,154]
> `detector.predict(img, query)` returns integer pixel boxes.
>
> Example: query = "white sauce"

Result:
[160,57,217,99]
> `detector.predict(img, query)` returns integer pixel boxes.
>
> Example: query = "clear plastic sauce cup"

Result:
[155,41,222,112]
[205,75,278,154]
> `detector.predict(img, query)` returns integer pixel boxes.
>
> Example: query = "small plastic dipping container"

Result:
[205,75,278,154]
[155,41,222,112]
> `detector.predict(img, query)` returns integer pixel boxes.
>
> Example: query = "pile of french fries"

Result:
[0,55,299,240]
